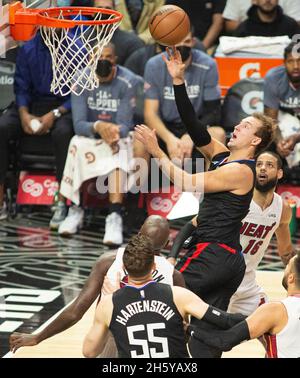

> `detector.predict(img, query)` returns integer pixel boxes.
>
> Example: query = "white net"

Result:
[39,10,121,96]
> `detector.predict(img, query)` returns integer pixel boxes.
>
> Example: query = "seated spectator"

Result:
[233,0,300,38]
[264,42,300,168]
[0,32,73,224]
[94,0,145,65]
[132,29,225,192]
[59,43,138,246]
[224,0,300,34]
[166,0,226,50]
[115,0,165,44]
[124,30,205,77]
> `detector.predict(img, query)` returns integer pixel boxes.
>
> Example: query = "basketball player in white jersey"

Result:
[229,151,295,315]
[189,251,300,358]
[9,215,184,354]
[168,151,295,316]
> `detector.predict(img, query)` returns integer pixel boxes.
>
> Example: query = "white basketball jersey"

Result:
[264,296,300,358]
[237,193,283,295]
[103,247,174,295]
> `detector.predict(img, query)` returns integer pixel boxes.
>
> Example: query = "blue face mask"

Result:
[56,0,71,7]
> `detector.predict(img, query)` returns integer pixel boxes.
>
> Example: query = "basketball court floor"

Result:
[0,208,294,358]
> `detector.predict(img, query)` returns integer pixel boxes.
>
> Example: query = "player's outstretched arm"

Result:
[172,286,209,320]
[135,126,252,194]
[9,254,116,353]
[82,295,112,358]
[189,302,284,351]
[275,201,296,265]
[162,47,228,161]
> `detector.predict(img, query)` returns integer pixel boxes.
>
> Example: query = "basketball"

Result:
[149,5,190,46]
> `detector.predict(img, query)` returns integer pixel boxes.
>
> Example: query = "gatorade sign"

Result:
[215,55,283,96]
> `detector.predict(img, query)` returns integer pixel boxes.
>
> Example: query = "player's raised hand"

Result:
[134,124,164,158]
[162,47,185,84]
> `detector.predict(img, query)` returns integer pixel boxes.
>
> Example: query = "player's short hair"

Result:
[252,112,277,157]
[123,234,155,278]
[256,151,283,170]
[292,251,300,288]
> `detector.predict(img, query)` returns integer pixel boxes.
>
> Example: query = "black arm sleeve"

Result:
[202,305,247,330]
[174,83,211,147]
[189,320,250,352]
[168,222,196,259]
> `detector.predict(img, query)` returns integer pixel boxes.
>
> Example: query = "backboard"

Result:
[0,0,52,57]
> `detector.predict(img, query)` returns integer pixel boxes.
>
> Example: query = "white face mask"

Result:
[56,0,72,6]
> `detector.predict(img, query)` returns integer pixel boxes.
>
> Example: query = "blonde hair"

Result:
[252,112,277,156]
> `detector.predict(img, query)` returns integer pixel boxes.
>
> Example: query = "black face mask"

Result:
[176,45,191,62]
[157,43,166,52]
[96,59,113,78]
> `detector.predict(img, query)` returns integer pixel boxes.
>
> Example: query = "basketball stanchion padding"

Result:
[9,1,123,96]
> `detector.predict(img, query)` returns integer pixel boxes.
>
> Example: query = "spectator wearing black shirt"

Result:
[234,0,300,39]
[166,0,226,50]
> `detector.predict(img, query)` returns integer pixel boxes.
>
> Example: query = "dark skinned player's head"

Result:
[140,215,169,253]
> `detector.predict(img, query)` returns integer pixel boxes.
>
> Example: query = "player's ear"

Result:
[152,262,157,271]
[288,272,295,285]
[252,136,262,147]
[277,168,283,180]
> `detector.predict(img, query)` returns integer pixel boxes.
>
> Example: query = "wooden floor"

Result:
[10,270,285,358]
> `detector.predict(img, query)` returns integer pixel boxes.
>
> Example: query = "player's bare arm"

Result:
[135,124,253,194]
[246,301,288,339]
[186,303,285,352]
[9,252,117,352]
[275,201,296,265]
[172,286,209,320]
[82,294,113,358]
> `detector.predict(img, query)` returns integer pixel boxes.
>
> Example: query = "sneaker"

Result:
[103,212,123,246]
[0,202,8,221]
[49,201,67,230]
[58,205,84,236]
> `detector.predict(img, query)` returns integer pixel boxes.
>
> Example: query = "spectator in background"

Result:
[115,0,165,44]
[94,0,145,65]
[166,0,226,50]
[223,0,300,34]
[59,43,138,246]
[264,42,300,168]
[0,32,73,225]
[124,30,205,77]
[233,0,300,39]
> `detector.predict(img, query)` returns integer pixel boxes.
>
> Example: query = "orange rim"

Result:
[10,2,123,29]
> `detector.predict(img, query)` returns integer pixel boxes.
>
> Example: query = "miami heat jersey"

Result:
[109,281,189,358]
[264,296,300,358]
[238,193,282,295]
[103,248,174,295]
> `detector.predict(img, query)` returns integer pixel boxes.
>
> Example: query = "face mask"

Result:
[96,59,113,78]
[176,45,191,62]
[56,0,71,6]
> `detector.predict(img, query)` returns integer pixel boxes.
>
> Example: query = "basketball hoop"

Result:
[9,1,123,96]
